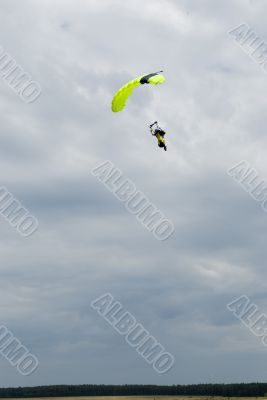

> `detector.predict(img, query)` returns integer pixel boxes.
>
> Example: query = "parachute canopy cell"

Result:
[111,71,165,112]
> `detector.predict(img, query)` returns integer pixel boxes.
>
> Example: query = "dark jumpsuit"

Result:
[154,129,166,150]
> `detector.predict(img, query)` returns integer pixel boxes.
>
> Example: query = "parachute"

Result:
[111,71,165,112]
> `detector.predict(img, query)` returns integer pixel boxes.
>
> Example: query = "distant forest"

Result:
[1,383,267,398]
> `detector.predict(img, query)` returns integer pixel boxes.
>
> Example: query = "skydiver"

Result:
[150,121,167,151]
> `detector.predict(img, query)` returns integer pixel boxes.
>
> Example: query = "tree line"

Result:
[0,383,267,397]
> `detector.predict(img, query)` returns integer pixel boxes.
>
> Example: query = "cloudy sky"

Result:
[1,0,267,387]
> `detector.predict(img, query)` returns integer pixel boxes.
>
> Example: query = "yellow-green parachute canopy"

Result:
[111,71,165,112]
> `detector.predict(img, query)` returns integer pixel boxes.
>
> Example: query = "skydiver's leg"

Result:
[158,142,167,151]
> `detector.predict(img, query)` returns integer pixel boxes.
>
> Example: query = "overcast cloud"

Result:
[0,0,267,387]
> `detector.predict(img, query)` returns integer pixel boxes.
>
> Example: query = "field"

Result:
[2,396,264,400]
